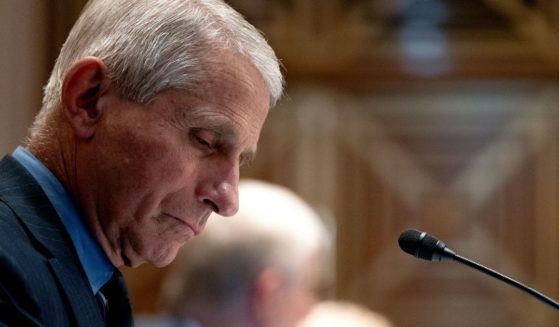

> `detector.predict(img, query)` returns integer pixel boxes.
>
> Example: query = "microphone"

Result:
[398,229,559,310]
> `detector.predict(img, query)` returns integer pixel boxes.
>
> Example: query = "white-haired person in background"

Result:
[296,301,394,327]
[137,179,332,327]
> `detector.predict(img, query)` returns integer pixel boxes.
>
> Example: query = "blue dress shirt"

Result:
[12,146,114,294]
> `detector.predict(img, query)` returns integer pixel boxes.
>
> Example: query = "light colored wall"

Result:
[0,1,49,154]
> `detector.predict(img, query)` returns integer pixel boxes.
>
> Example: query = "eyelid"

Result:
[191,128,254,166]
[195,134,212,148]
[191,130,216,150]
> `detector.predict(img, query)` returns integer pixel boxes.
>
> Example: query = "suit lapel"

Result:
[49,258,106,326]
[0,155,105,327]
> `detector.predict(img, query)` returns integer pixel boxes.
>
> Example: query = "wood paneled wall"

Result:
[0,1,49,153]
[0,0,86,154]
[242,81,559,326]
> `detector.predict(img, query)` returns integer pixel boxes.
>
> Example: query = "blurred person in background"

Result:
[0,0,282,325]
[137,179,332,327]
[296,301,394,327]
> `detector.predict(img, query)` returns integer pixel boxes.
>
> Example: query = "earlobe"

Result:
[250,267,282,315]
[61,56,110,139]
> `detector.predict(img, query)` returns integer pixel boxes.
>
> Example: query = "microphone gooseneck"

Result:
[398,229,559,311]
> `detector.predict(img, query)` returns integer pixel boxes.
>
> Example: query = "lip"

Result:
[163,213,201,235]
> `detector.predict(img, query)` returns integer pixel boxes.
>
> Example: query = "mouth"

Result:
[163,213,202,235]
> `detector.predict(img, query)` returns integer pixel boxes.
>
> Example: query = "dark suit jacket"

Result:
[0,155,130,326]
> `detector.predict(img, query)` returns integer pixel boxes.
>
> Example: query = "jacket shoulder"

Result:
[0,189,73,326]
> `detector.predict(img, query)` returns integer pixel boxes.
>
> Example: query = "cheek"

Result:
[104,131,188,190]
[94,132,195,234]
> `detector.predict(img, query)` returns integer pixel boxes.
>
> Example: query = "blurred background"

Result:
[2,0,559,326]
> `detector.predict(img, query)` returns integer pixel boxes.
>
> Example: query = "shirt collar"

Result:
[12,146,114,293]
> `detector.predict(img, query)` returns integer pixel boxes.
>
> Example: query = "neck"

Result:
[26,111,124,268]
[27,114,78,196]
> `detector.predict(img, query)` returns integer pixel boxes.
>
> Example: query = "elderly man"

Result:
[0,0,282,326]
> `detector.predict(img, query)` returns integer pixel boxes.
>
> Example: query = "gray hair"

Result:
[32,0,283,136]
[162,179,331,316]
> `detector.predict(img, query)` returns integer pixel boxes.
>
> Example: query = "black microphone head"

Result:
[398,229,455,261]
[398,229,424,256]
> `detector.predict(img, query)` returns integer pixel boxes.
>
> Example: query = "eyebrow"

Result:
[193,116,257,166]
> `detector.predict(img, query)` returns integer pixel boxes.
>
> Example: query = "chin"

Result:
[147,246,181,268]
[151,257,177,268]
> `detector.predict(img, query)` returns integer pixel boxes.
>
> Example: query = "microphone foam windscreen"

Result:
[398,229,423,256]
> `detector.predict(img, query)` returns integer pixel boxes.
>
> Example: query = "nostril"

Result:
[203,199,219,213]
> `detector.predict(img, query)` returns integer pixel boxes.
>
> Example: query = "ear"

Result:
[249,267,283,319]
[61,56,110,139]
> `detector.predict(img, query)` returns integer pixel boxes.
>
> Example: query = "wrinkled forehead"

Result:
[198,49,270,104]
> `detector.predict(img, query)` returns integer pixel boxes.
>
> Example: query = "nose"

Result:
[204,182,238,216]
[197,163,239,217]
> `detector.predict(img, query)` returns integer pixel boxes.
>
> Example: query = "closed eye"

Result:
[194,134,212,149]
[190,128,219,151]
